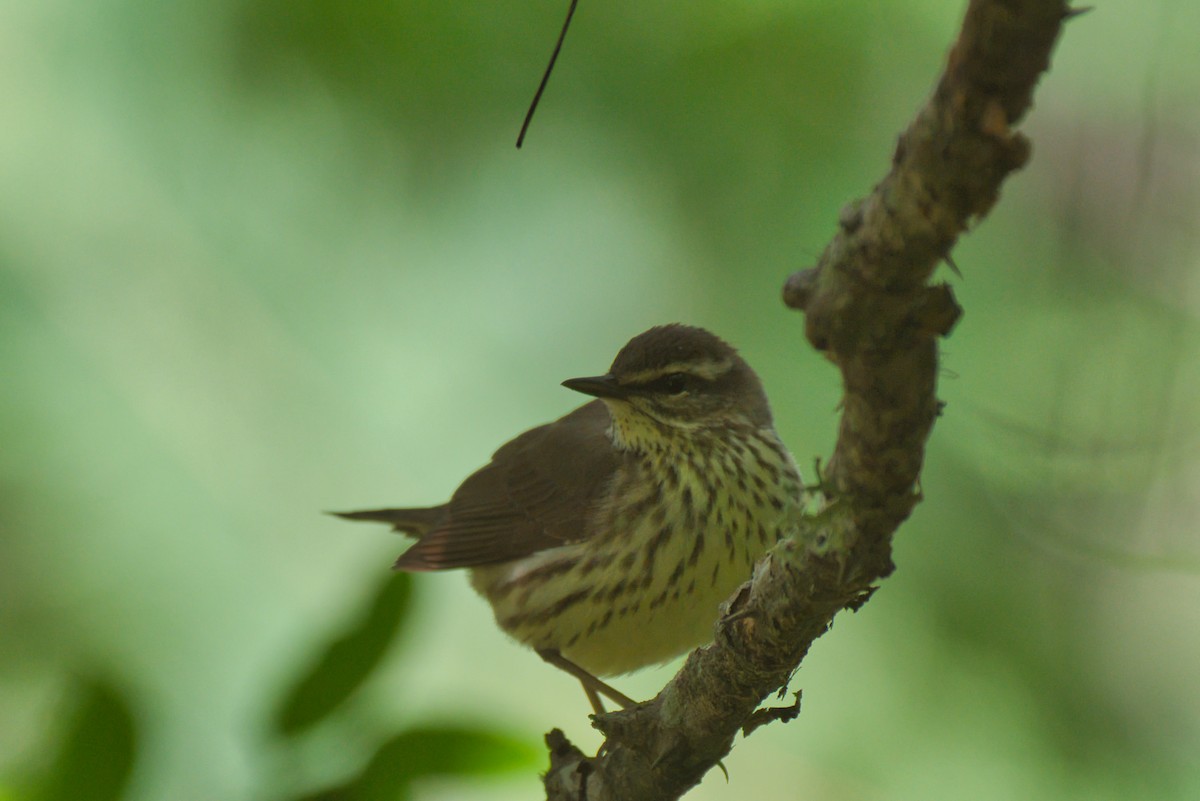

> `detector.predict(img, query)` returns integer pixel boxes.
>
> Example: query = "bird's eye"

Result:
[660,373,688,395]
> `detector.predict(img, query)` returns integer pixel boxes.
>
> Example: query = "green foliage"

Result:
[28,678,137,801]
[274,572,414,736]
[265,573,533,799]
[12,576,532,801]
[300,726,538,801]
[3,0,1199,800]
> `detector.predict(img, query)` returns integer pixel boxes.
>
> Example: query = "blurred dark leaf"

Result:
[287,788,362,801]
[30,676,137,801]
[324,725,537,801]
[273,572,413,737]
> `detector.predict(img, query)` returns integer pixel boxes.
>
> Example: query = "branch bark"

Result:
[544,2,1072,798]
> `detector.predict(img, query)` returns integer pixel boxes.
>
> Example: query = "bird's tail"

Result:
[329,506,447,538]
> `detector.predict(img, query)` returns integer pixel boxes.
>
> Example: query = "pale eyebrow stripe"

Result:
[619,357,733,385]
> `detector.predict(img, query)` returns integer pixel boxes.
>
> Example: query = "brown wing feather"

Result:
[330,507,447,537]
[395,400,619,571]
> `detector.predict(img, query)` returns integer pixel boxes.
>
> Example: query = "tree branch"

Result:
[544,2,1072,798]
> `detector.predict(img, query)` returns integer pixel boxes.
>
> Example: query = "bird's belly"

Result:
[471,512,781,677]
[556,559,750,676]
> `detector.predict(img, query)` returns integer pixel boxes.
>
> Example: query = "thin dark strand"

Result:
[516,0,579,149]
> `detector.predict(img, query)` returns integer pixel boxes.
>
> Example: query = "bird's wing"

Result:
[395,400,620,571]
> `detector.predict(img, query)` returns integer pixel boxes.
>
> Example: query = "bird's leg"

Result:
[581,683,606,715]
[537,649,638,710]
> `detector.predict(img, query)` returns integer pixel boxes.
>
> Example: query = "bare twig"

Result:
[544,2,1071,798]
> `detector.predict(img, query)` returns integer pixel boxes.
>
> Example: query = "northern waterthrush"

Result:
[336,324,804,710]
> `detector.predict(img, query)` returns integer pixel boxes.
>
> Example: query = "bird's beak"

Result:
[562,374,629,400]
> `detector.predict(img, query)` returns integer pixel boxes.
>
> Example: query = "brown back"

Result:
[395,400,620,571]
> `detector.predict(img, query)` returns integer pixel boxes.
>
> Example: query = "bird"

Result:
[335,324,804,711]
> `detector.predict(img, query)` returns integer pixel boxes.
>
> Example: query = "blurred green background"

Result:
[2,0,1198,799]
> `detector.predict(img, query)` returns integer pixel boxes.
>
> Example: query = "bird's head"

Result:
[562,324,772,442]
